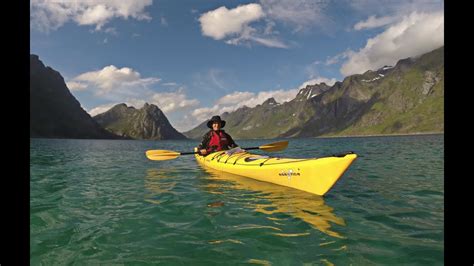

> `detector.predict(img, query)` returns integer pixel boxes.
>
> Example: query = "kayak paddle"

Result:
[145,140,288,161]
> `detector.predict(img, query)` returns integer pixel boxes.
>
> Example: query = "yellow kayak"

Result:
[194,148,357,196]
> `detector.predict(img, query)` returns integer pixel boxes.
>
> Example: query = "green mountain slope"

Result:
[184,46,444,139]
[93,103,187,140]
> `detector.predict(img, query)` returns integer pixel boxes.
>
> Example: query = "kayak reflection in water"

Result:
[198,115,238,156]
[201,166,346,239]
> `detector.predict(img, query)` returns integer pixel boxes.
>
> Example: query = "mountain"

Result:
[93,103,187,140]
[30,54,121,139]
[184,46,444,139]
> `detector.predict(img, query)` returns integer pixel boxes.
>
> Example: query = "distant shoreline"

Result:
[30,131,444,141]
[314,132,444,139]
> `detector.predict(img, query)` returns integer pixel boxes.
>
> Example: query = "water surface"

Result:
[30,135,444,265]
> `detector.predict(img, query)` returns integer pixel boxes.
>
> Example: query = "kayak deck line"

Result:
[258,157,272,166]
[226,152,248,164]
[206,150,356,167]
[205,154,354,167]
[232,153,250,164]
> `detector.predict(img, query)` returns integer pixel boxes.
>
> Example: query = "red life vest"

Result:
[207,130,229,152]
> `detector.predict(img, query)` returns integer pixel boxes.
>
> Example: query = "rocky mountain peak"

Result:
[294,82,331,102]
[141,103,165,119]
[30,54,122,139]
[395,57,415,70]
[262,97,278,106]
[113,103,131,110]
[143,102,159,111]
[93,102,186,140]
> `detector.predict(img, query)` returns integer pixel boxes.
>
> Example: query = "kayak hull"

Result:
[194,148,357,196]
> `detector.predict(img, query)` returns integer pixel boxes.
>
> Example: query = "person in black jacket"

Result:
[198,115,238,155]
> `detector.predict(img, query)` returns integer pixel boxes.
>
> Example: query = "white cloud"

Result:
[163,82,178,87]
[325,50,352,65]
[253,89,299,105]
[341,11,444,76]
[199,3,288,48]
[191,105,238,124]
[225,89,299,108]
[247,36,289,48]
[224,25,288,48]
[259,0,329,32]
[30,0,152,32]
[264,20,277,35]
[349,0,443,16]
[191,88,299,122]
[72,66,200,130]
[150,89,199,113]
[172,114,201,132]
[198,0,330,48]
[199,3,264,40]
[104,27,118,35]
[76,4,114,29]
[69,65,160,95]
[354,15,399,30]
[100,94,198,115]
[216,91,254,105]
[298,78,337,89]
[66,81,88,91]
[87,88,199,118]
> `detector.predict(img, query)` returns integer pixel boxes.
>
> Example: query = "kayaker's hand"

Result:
[200,149,208,155]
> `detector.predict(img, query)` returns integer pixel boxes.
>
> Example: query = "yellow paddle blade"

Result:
[145,150,181,161]
[258,140,288,152]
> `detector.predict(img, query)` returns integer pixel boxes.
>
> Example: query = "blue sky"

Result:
[30,0,444,131]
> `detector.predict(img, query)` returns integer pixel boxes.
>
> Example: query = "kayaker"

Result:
[198,115,238,155]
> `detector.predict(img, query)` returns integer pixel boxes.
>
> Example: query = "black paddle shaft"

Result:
[243,147,259,150]
[181,146,259,156]
[180,151,200,155]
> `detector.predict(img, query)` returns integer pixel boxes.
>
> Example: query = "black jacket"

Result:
[197,130,238,152]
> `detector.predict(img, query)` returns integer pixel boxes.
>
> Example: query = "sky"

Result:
[30,0,444,132]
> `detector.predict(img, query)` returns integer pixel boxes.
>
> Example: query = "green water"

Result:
[30,135,444,265]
